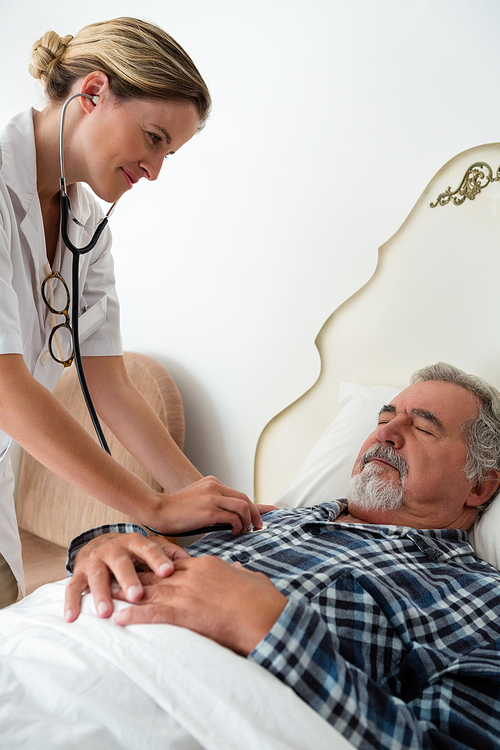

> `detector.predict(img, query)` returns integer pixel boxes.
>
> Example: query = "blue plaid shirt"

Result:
[67,501,500,750]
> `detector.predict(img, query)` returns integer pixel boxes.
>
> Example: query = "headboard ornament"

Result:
[431,161,500,207]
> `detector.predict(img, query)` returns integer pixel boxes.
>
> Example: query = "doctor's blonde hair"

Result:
[29,17,211,124]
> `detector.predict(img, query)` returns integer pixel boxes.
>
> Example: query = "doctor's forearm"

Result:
[0,354,163,523]
[81,355,202,493]
[0,355,260,536]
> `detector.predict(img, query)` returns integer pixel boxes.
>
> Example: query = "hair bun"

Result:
[28,31,73,80]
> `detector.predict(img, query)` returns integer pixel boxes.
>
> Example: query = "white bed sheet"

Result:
[0,580,352,750]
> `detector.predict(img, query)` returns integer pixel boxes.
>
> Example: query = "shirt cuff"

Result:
[66,523,146,575]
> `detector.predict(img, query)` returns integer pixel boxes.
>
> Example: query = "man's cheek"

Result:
[352,437,376,476]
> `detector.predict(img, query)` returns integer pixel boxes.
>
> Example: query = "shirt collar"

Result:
[0,108,93,228]
[317,500,474,563]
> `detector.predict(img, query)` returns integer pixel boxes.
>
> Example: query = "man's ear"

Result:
[465,469,500,508]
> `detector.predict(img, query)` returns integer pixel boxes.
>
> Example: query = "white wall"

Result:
[2,0,500,497]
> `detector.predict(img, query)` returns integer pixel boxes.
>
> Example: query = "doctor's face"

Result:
[75,95,200,203]
[347,380,486,529]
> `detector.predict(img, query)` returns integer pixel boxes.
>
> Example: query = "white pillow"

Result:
[276,381,500,571]
[469,503,500,570]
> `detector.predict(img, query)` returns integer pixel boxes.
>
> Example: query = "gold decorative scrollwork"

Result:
[430,162,500,207]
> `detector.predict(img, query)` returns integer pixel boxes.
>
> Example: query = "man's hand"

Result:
[112,556,288,656]
[147,476,273,537]
[65,532,190,623]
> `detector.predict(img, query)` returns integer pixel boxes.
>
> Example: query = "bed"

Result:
[1,144,500,749]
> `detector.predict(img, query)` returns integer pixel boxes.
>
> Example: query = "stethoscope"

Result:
[59,92,232,537]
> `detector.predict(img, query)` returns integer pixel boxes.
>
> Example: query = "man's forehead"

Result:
[388,381,480,424]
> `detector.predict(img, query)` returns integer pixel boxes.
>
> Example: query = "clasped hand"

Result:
[65,532,286,656]
[113,556,288,656]
[65,478,277,632]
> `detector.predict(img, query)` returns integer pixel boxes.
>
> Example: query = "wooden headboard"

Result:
[255,144,500,504]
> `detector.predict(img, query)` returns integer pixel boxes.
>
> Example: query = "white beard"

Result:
[347,452,406,513]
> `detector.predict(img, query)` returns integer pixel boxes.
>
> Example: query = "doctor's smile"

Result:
[121,168,138,188]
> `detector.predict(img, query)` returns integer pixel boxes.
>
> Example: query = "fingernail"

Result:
[158,563,172,576]
[65,610,73,622]
[112,611,124,625]
[97,601,109,617]
[126,585,142,601]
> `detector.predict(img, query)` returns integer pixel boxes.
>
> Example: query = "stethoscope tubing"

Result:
[59,98,113,454]
[70,248,111,454]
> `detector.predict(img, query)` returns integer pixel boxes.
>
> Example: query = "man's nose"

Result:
[375,415,408,449]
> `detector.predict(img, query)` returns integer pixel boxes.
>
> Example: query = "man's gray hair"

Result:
[410,362,500,515]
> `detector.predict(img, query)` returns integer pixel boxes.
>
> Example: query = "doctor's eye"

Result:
[149,132,161,144]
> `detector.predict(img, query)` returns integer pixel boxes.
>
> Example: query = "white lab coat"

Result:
[0,109,123,593]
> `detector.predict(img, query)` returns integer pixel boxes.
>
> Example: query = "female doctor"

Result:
[0,17,263,608]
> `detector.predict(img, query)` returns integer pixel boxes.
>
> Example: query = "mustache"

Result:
[360,444,408,480]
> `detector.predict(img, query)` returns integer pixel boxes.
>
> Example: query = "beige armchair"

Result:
[16,352,185,594]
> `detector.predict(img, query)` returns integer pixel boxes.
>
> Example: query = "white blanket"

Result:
[0,580,353,750]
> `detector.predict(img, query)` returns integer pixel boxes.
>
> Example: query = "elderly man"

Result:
[65,363,500,750]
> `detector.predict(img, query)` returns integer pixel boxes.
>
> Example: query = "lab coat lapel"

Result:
[1,109,46,286]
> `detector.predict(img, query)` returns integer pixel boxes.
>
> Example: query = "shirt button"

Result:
[41,351,52,366]
[238,552,250,563]
[304,524,321,536]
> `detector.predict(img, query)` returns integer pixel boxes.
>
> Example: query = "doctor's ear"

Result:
[78,71,110,111]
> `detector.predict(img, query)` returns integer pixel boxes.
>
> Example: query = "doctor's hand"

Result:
[112,555,288,656]
[146,475,273,537]
[64,532,190,623]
